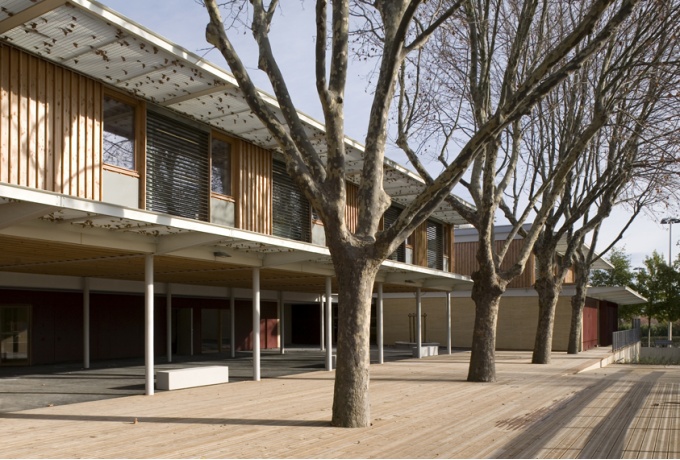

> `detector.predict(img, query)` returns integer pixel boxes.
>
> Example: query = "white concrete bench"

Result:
[156,366,229,391]
[412,343,440,357]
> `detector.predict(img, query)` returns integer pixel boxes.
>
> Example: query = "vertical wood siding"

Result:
[237,141,272,233]
[454,238,536,288]
[413,221,428,267]
[345,182,359,233]
[0,45,102,200]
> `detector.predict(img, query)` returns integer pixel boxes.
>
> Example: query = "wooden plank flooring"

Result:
[0,349,677,458]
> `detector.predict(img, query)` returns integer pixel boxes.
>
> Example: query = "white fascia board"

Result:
[0,219,156,253]
[0,183,326,254]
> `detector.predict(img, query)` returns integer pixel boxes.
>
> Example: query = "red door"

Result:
[582,298,599,351]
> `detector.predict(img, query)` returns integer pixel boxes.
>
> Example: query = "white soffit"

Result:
[0,0,469,226]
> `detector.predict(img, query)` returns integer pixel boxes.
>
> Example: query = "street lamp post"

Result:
[660,217,680,342]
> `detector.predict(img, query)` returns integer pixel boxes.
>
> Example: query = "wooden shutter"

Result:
[146,111,209,221]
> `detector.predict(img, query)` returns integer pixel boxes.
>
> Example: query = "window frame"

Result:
[209,131,236,202]
[102,90,143,178]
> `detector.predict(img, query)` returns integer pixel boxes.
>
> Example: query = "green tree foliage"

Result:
[590,247,635,288]
[632,251,680,326]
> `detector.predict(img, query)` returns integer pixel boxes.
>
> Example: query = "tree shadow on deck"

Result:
[492,370,662,458]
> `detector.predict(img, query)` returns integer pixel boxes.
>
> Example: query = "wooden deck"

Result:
[0,349,678,458]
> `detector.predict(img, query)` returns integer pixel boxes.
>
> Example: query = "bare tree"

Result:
[397,0,645,381]
[203,0,641,426]
[527,0,680,363]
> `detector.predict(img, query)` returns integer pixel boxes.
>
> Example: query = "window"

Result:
[426,220,444,270]
[272,160,310,242]
[103,95,136,171]
[146,111,210,221]
[211,137,232,196]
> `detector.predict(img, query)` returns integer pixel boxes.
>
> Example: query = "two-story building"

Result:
[0,0,473,391]
[383,225,646,352]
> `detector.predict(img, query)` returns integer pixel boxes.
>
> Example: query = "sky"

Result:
[99,0,677,269]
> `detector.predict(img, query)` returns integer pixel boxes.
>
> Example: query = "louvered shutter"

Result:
[146,112,210,221]
[272,161,311,242]
[383,206,406,262]
[426,220,444,270]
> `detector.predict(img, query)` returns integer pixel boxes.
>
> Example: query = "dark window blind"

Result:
[383,206,406,262]
[426,220,444,270]
[272,160,310,242]
[146,112,209,221]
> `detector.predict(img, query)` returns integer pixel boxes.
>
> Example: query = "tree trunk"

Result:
[467,269,505,382]
[330,252,381,428]
[532,276,561,364]
[568,263,589,354]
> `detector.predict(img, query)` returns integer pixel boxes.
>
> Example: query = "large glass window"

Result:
[211,137,232,196]
[103,95,136,171]
[0,305,30,366]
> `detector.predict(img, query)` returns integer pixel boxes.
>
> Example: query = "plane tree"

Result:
[203,0,643,426]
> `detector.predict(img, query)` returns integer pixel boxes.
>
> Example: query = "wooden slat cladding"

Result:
[345,182,359,233]
[413,221,428,267]
[237,142,272,233]
[454,238,536,288]
[0,44,102,200]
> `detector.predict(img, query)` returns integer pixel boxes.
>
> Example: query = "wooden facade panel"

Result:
[414,221,428,267]
[454,238,536,288]
[237,142,272,234]
[0,44,101,200]
[345,182,359,233]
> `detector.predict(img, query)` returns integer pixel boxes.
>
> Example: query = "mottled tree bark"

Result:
[329,246,381,428]
[568,259,590,354]
[532,276,561,364]
[468,264,506,382]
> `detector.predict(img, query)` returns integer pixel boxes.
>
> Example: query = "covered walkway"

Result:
[0,348,677,458]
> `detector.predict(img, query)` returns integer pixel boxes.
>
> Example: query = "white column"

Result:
[145,255,154,396]
[416,287,422,359]
[278,291,285,355]
[83,277,90,369]
[325,277,333,371]
[230,288,236,358]
[377,283,384,364]
[166,283,172,363]
[320,295,325,351]
[446,291,452,355]
[253,268,261,381]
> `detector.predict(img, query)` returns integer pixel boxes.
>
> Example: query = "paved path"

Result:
[0,348,677,458]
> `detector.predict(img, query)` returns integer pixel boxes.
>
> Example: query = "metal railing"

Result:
[612,318,641,351]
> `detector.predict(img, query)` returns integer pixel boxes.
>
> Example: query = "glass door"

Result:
[0,305,30,366]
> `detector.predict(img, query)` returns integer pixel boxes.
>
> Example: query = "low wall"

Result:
[640,347,680,364]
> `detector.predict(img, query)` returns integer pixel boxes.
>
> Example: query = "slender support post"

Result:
[166,284,172,363]
[377,283,384,364]
[144,255,154,395]
[218,309,223,353]
[446,291,452,355]
[83,277,90,369]
[416,287,422,359]
[253,268,261,381]
[325,277,333,371]
[278,291,285,355]
[320,295,325,351]
[230,288,236,358]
